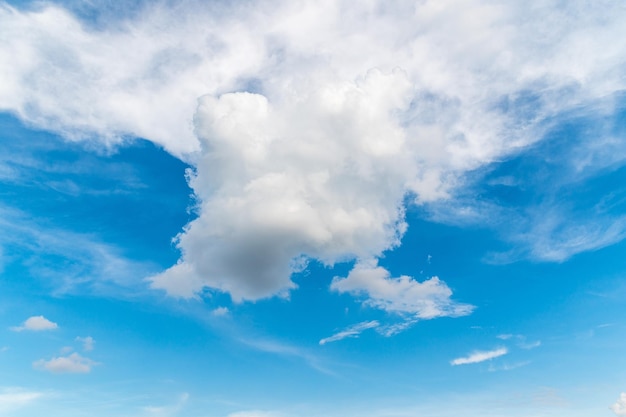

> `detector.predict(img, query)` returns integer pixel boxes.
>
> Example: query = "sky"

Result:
[1,0,626,416]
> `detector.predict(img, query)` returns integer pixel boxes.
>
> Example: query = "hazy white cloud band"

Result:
[2,0,626,300]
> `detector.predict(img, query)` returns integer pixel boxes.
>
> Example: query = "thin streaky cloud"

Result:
[450,347,508,366]
[319,321,380,345]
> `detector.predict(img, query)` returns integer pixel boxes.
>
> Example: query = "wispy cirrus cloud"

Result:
[0,387,42,413]
[450,347,508,366]
[496,334,541,349]
[319,320,380,345]
[238,336,334,375]
[0,205,156,296]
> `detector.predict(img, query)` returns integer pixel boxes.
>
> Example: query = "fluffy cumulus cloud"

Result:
[450,347,508,366]
[10,315,58,332]
[33,352,96,373]
[331,260,474,320]
[2,0,626,300]
[612,393,626,416]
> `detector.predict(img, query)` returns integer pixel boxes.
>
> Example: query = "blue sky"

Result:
[1,0,626,416]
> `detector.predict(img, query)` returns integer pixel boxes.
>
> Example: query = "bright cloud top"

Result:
[10,315,58,332]
[450,347,508,366]
[2,0,626,301]
[33,352,96,374]
[612,393,626,416]
[332,261,473,319]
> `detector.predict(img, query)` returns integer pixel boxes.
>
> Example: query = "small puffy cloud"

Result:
[211,307,230,317]
[75,336,95,351]
[612,393,626,416]
[451,347,508,366]
[10,316,58,332]
[319,321,380,345]
[33,352,96,374]
[331,260,474,319]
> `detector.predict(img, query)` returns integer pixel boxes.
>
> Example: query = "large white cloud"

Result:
[2,0,626,300]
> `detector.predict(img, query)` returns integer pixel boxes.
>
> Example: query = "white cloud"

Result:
[10,315,58,332]
[0,388,42,413]
[2,1,626,300]
[211,307,230,317]
[376,319,419,337]
[319,320,380,345]
[76,336,95,351]
[33,352,96,373]
[331,260,474,319]
[451,347,508,366]
[496,334,513,340]
[612,393,626,416]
